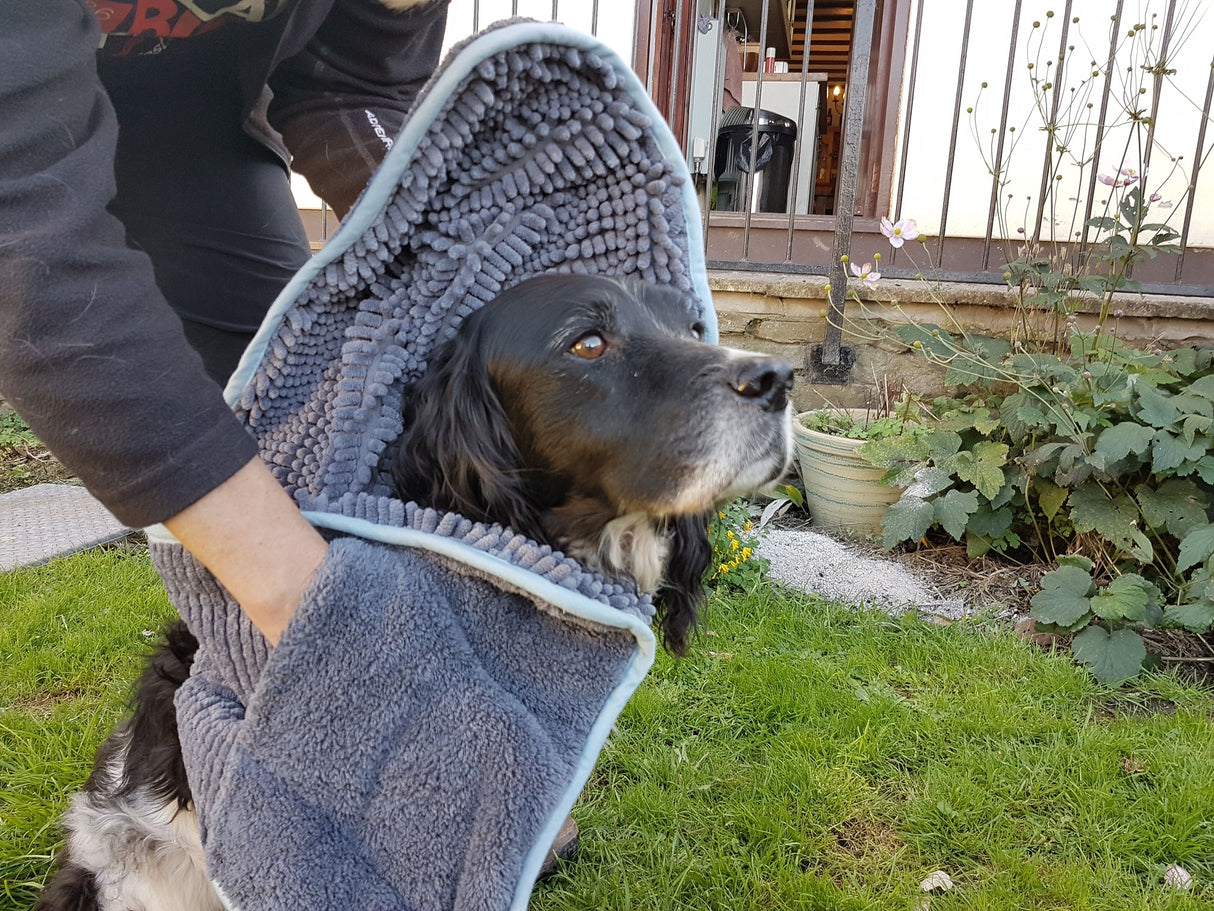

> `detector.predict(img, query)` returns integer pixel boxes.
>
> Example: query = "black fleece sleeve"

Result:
[0,2,259,528]
[267,0,450,217]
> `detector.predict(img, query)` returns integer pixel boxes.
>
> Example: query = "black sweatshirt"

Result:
[0,0,448,527]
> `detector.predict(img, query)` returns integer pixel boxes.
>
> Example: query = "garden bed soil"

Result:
[0,441,76,494]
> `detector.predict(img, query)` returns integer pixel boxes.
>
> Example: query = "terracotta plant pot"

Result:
[793,409,904,536]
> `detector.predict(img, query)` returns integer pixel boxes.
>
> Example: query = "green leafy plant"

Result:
[856,235,1214,683]
[828,5,1214,684]
[0,410,37,451]
[800,408,910,443]
[705,499,768,591]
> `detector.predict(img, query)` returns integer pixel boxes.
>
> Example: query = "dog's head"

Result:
[393,274,793,653]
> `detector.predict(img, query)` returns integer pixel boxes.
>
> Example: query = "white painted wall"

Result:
[441,0,636,60]
[891,0,1214,247]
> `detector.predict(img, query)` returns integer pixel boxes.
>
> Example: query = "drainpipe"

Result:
[813,0,877,384]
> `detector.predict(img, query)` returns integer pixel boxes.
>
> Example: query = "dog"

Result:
[38,274,794,910]
[393,274,795,653]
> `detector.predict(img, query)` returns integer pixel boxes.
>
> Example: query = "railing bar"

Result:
[1031,0,1073,246]
[552,0,559,21]
[890,0,926,269]
[702,0,729,256]
[982,0,1022,270]
[1079,0,1124,252]
[1174,55,1214,281]
[936,0,975,265]
[645,0,660,95]
[512,0,519,17]
[785,0,818,262]
[1142,0,1178,177]
[742,0,773,260]
[667,0,687,153]
[591,0,599,36]
[823,0,877,363]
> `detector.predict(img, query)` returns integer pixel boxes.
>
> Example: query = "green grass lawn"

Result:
[3,548,1213,910]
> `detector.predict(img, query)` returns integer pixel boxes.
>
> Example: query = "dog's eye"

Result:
[571,333,607,359]
[691,322,706,340]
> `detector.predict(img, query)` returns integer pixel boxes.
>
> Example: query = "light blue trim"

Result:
[224,21,715,403]
[301,511,657,644]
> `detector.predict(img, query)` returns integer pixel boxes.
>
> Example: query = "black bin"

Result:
[714,107,797,213]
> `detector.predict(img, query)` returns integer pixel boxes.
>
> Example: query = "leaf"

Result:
[990,465,1026,509]
[1151,430,1207,473]
[857,432,929,470]
[966,531,993,559]
[1001,393,1050,440]
[1091,375,1134,408]
[1090,574,1154,623]
[952,442,1008,501]
[1068,483,1153,563]
[1072,626,1147,685]
[1094,422,1155,461]
[946,336,1014,386]
[904,466,954,498]
[1035,480,1070,520]
[1031,565,1094,626]
[1174,394,1214,417]
[1135,480,1208,539]
[895,324,957,359]
[1177,523,1214,572]
[1135,381,1179,428]
[1191,455,1214,485]
[1189,375,1214,399]
[934,489,980,540]
[1164,600,1214,633]
[966,504,1014,538]
[1057,554,1095,572]
[882,496,935,549]
[925,430,963,465]
[1169,348,1199,377]
[1180,416,1213,443]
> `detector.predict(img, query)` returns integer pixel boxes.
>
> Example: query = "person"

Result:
[0,0,450,644]
[3,1,582,880]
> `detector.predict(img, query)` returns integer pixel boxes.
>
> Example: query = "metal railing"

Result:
[668,0,1214,300]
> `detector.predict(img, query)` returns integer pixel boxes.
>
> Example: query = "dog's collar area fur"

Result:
[541,501,673,595]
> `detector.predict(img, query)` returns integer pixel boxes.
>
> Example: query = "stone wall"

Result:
[709,271,1214,414]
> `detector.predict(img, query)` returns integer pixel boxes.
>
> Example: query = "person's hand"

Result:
[164,458,329,645]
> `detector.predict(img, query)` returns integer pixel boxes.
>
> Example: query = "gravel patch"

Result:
[758,527,974,620]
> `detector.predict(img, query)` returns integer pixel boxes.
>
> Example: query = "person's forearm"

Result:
[164,458,329,646]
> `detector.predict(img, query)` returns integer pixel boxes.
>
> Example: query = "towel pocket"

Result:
[185,535,600,911]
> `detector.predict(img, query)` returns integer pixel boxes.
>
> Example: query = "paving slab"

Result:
[0,484,130,572]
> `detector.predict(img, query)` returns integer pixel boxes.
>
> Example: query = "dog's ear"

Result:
[393,328,544,540]
[654,511,713,656]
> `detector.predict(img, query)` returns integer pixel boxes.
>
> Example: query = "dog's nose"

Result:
[730,358,794,412]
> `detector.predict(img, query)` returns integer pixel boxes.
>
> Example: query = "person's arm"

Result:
[267,0,450,216]
[0,2,326,643]
[165,460,328,646]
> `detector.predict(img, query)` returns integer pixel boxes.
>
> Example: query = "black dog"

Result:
[39,274,794,910]
[393,274,794,653]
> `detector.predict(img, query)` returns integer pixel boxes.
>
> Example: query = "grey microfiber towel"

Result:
[147,19,715,911]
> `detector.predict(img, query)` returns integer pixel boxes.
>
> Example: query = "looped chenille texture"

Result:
[150,20,710,911]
